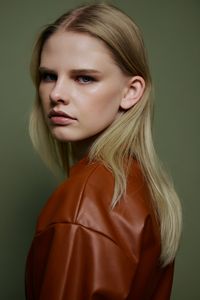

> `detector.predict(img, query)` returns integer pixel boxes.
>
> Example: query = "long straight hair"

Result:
[29,3,182,266]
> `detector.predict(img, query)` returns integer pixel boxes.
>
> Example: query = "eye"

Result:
[40,72,57,82]
[76,75,96,84]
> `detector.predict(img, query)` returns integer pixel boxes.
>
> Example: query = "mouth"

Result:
[48,109,77,125]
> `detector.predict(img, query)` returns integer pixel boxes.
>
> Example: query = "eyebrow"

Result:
[70,69,102,75]
[38,66,102,75]
[38,67,56,73]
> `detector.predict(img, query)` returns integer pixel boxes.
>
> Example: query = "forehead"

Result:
[40,30,116,69]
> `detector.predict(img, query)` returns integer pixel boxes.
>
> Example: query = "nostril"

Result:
[49,91,64,103]
[50,95,65,103]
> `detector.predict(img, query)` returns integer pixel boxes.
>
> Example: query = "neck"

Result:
[72,135,98,163]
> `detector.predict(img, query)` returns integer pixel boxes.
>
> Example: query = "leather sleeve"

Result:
[26,159,175,299]
[26,222,135,300]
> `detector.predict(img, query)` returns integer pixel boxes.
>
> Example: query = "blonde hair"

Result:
[29,3,182,266]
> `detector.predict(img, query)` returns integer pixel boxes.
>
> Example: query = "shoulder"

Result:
[35,157,160,257]
[35,158,109,226]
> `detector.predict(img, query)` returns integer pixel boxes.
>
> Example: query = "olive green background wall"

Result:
[0,0,199,299]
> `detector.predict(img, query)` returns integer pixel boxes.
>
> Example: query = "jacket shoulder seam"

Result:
[73,162,110,222]
[34,220,136,263]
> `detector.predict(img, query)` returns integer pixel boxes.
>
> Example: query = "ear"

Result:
[120,76,145,110]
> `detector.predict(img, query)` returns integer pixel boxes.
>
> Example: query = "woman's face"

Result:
[39,31,130,142]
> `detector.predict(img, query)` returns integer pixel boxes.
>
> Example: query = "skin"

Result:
[39,31,145,152]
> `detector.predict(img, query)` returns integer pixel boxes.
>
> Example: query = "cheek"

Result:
[80,92,121,130]
[39,86,49,109]
[91,87,121,115]
[38,84,43,98]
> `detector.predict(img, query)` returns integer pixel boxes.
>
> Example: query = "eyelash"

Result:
[76,75,96,84]
[40,72,96,84]
[40,72,57,82]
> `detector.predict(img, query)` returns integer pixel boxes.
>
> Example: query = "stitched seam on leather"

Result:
[71,162,142,264]
[73,163,103,222]
[34,221,136,263]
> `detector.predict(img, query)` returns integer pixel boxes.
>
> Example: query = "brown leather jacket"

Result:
[25,157,174,299]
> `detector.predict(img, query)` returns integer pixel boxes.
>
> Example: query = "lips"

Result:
[48,109,77,125]
[48,109,76,119]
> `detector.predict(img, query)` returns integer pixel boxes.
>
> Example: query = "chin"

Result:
[50,128,83,143]
[51,132,74,142]
[49,125,102,143]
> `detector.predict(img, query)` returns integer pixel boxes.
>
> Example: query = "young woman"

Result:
[25,3,182,299]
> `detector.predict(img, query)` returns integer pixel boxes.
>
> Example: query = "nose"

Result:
[50,78,70,104]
